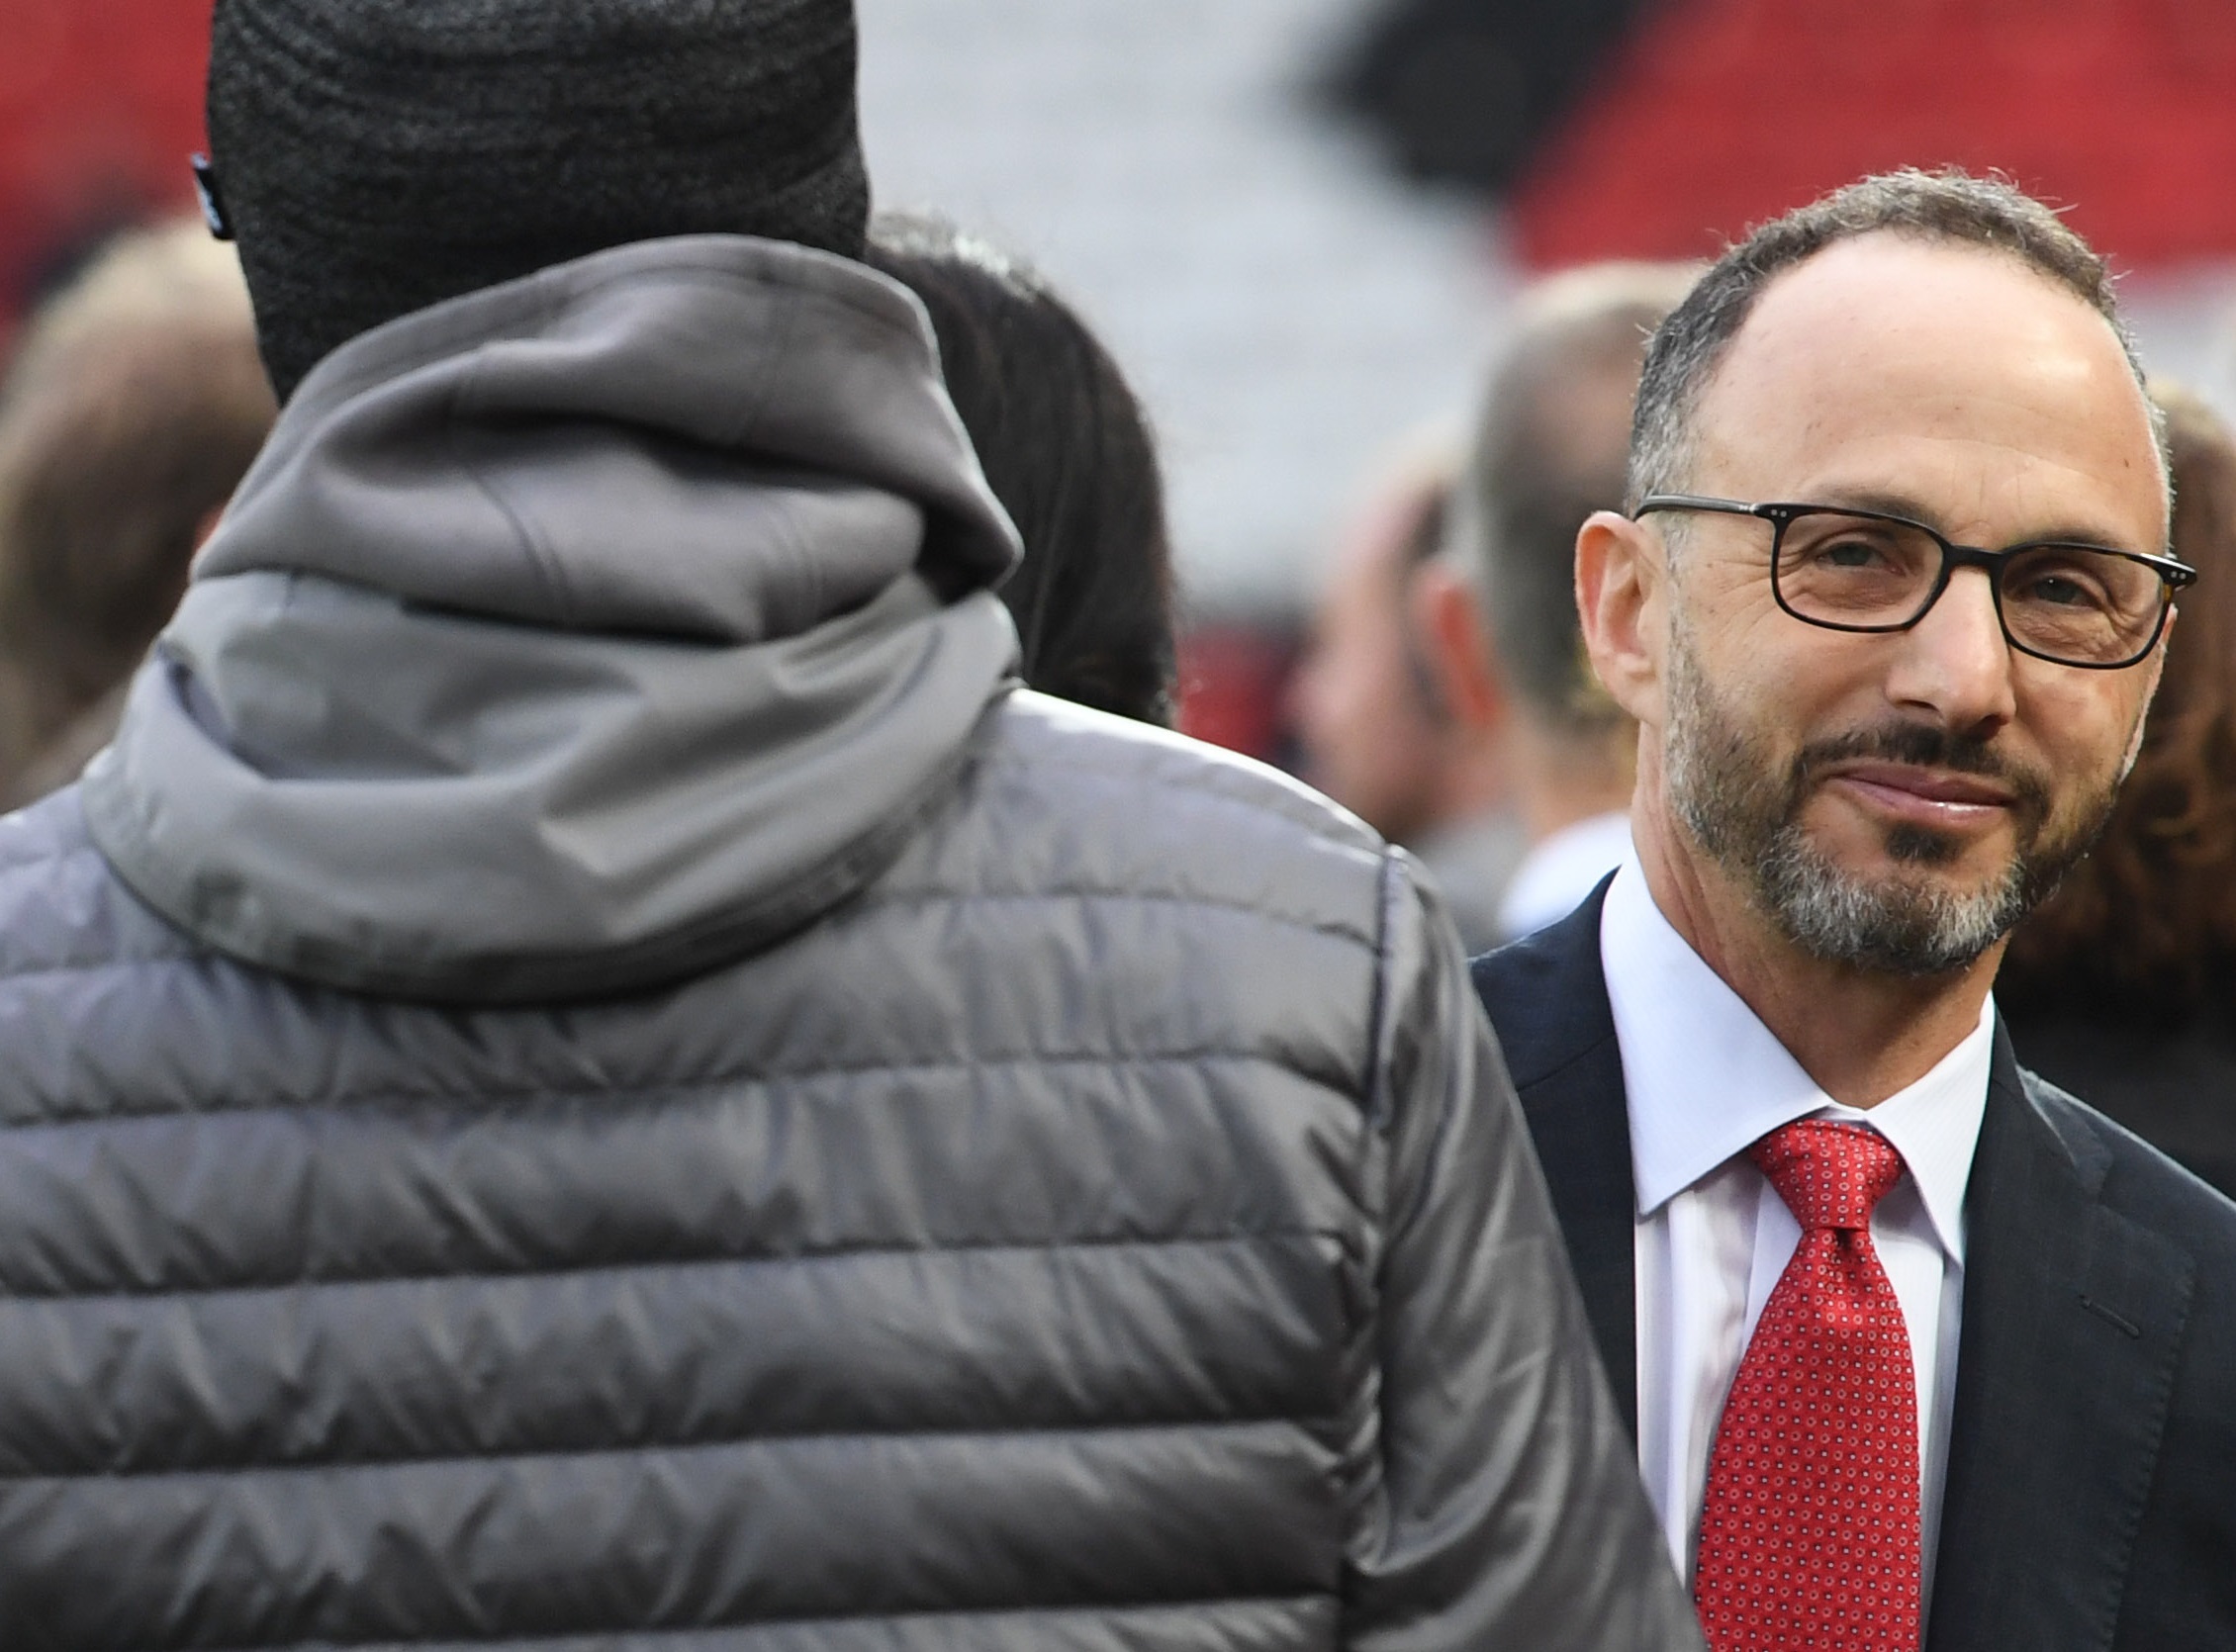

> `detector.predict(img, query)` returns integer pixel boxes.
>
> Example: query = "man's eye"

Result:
[1818,537,1885,569]
[2016,572,2102,609]
[2004,550,2124,612]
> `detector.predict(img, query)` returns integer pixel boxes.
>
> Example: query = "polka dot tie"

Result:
[1693,1119,1920,1652]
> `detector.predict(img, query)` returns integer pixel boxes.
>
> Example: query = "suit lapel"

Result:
[1924,1027,2195,1652]
[1470,885,1638,1438]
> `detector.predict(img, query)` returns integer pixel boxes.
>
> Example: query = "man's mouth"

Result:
[1821,762,2017,831]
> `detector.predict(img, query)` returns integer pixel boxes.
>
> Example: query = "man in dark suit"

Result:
[1473,167,2236,1652]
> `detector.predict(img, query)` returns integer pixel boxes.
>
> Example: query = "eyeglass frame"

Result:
[1630,493,2197,671]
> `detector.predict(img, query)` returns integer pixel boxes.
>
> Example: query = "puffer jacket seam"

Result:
[980,748,1364,833]
[1380,855,1463,1243]
[0,1224,1351,1305]
[1358,850,1401,1133]
[0,890,1373,992]
[0,1049,1359,1131]
[0,852,118,889]
[5,1413,1338,1488]
[139,1589,1340,1652]
[982,745,1314,792]
[1335,849,1406,1629]
[858,886,1377,944]
[0,947,202,981]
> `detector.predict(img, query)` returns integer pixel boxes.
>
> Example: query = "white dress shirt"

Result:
[1598,856,1993,1606]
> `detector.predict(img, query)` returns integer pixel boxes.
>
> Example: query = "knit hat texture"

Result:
[208,0,870,399]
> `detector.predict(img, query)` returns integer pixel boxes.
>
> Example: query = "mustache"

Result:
[1792,721,2054,819]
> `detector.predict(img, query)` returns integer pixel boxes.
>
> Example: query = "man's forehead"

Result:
[1691,233,2163,529]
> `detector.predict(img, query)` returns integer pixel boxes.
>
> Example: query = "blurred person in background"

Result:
[0,1,1701,1645]
[2000,384,2236,1197]
[866,215,1174,725]
[1292,439,1524,948]
[1422,261,1696,943]
[0,219,273,808]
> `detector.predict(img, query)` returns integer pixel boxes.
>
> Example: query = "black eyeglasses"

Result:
[1632,494,2195,671]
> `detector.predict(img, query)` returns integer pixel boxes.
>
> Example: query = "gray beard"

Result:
[1661,622,2110,977]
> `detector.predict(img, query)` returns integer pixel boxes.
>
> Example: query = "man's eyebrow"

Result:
[1803,486,1942,522]
[1799,486,2155,554]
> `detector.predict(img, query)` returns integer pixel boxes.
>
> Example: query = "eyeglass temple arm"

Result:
[1630,494,1771,521]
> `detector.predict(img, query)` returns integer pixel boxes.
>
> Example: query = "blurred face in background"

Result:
[1291,469,1449,843]
[1620,235,2170,975]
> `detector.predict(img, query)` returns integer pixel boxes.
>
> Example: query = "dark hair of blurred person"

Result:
[866,217,1174,725]
[0,219,274,807]
[2000,383,2236,1195]
[1423,261,1698,942]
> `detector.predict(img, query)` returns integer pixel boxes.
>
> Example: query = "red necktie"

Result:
[1693,1119,1920,1652]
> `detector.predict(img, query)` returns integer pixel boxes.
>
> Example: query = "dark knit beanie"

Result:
[207,0,870,399]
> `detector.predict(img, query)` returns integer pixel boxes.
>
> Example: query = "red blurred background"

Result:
[0,0,211,351]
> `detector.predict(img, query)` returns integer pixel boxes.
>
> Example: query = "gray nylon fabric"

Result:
[83,235,1021,1001]
[0,235,1699,1647]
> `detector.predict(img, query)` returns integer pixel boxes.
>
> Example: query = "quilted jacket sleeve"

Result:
[1345,852,1703,1651]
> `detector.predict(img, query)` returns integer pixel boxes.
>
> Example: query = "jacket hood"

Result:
[82,234,1022,1002]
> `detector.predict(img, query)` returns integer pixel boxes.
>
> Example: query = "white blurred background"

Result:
[858,0,1514,617]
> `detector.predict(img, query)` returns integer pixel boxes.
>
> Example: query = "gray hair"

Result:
[1458,261,1698,736]
[1626,168,2165,515]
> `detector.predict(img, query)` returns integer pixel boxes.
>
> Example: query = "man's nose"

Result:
[1884,565,2018,733]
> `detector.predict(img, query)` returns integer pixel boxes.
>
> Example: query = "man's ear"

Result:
[1411,559,1507,733]
[1576,509,1667,729]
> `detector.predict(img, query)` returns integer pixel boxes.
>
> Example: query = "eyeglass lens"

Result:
[1773,510,2168,666]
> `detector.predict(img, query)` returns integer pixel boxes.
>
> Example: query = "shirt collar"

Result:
[1599,854,1992,1260]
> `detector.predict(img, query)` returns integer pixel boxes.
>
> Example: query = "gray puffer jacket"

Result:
[0,236,1694,1650]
